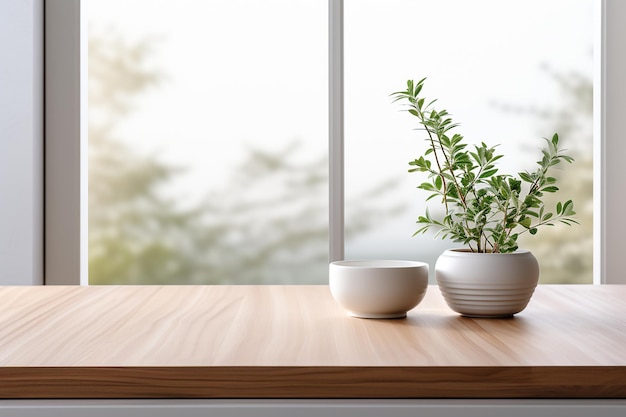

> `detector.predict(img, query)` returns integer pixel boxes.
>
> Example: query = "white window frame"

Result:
[29,0,625,285]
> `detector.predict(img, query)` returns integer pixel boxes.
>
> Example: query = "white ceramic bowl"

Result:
[329,260,429,319]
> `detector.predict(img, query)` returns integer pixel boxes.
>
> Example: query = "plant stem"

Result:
[416,108,450,214]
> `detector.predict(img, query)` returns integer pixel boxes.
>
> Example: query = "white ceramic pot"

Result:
[435,249,539,318]
[329,260,429,319]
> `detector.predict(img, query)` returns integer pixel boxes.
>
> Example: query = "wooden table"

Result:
[0,285,624,399]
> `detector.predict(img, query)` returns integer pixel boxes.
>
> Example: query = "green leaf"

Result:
[414,83,423,96]
[526,210,540,218]
[435,175,443,190]
[508,178,521,193]
[519,217,532,228]
[519,172,533,183]
[541,186,559,193]
[413,225,430,236]
[418,182,436,192]
[479,169,498,179]
[551,133,559,146]
[562,200,576,216]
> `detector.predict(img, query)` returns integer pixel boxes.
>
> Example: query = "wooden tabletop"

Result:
[0,285,625,399]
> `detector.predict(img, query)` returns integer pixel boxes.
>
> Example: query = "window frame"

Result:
[39,0,623,285]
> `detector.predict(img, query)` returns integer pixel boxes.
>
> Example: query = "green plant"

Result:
[392,78,578,253]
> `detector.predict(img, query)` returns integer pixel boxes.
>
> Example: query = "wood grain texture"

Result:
[0,285,625,398]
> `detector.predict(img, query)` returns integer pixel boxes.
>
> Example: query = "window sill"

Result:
[0,285,624,399]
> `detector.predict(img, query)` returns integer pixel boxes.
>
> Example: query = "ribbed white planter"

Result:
[435,249,539,318]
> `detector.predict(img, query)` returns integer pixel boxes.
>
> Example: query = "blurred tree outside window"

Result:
[87,0,595,285]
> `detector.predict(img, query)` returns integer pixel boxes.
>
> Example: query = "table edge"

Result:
[2,366,625,399]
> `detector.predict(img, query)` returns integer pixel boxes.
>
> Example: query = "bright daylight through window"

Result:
[86,0,595,285]
[87,0,329,284]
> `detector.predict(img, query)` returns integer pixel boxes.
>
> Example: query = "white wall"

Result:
[0,0,43,285]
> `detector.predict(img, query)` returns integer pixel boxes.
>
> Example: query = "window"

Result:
[344,0,595,284]
[40,0,625,286]
[86,0,329,284]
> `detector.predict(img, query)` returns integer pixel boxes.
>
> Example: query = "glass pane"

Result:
[344,0,595,283]
[86,0,328,284]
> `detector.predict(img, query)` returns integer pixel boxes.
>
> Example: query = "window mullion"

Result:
[329,0,344,263]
